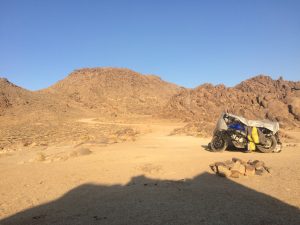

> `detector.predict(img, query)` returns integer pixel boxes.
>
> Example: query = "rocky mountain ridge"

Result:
[1,69,299,135]
[164,75,300,136]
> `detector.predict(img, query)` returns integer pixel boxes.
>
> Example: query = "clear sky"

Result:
[0,0,299,90]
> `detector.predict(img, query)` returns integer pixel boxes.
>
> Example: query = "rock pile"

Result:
[210,158,271,178]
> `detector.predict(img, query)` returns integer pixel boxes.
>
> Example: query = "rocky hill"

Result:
[43,68,181,116]
[0,77,77,119]
[0,78,37,116]
[163,75,300,137]
[236,76,300,121]
[1,69,299,136]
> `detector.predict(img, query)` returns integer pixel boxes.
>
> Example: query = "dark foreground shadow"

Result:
[1,173,299,225]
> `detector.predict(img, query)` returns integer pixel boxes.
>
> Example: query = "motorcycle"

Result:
[210,113,282,153]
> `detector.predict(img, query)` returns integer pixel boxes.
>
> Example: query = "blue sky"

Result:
[0,0,299,90]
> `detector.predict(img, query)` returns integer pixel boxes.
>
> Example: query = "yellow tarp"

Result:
[247,127,259,151]
[252,127,259,144]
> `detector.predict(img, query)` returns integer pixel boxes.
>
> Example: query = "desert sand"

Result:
[0,117,300,225]
[1,68,300,224]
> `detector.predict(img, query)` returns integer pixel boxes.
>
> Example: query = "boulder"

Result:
[230,170,240,178]
[209,163,217,173]
[231,161,245,174]
[238,164,246,175]
[217,165,231,177]
[224,160,235,169]
[232,157,246,165]
[252,160,265,170]
[286,96,300,120]
[255,169,265,176]
[245,165,255,176]
[215,162,227,167]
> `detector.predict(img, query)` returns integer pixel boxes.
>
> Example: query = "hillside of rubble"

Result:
[163,75,300,137]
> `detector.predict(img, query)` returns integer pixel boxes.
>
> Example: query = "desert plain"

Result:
[0,68,300,225]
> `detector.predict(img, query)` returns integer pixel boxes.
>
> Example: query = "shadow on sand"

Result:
[1,172,299,225]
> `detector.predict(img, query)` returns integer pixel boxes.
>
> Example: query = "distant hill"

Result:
[1,69,299,134]
[0,78,36,116]
[43,68,181,116]
[0,77,76,119]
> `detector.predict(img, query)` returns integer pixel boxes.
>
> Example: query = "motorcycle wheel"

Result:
[210,135,228,152]
[256,135,277,153]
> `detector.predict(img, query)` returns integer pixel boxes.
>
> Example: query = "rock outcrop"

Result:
[163,75,300,136]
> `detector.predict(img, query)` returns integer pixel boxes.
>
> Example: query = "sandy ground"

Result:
[0,118,300,225]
